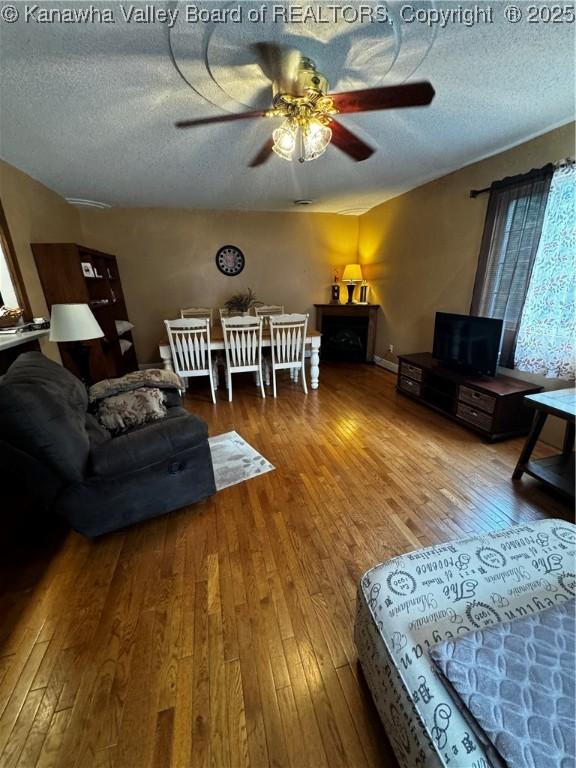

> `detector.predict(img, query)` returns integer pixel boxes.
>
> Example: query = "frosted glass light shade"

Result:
[302,121,332,161]
[50,303,104,342]
[342,264,363,283]
[272,121,297,161]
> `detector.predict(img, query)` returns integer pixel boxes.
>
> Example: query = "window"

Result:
[0,241,19,307]
[471,162,575,380]
[470,167,552,368]
[0,199,31,318]
[514,163,576,380]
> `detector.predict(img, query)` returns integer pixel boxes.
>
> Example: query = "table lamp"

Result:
[342,263,363,304]
[50,303,104,384]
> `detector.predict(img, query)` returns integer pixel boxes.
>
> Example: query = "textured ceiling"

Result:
[0,0,574,213]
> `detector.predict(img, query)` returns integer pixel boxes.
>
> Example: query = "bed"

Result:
[354,518,576,768]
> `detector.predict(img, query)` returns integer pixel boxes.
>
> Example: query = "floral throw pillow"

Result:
[96,387,167,433]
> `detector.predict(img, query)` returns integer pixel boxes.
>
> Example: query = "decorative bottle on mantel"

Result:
[331,269,341,304]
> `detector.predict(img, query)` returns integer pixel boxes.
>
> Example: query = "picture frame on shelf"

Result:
[81,262,94,278]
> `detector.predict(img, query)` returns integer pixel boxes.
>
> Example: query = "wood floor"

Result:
[0,363,570,768]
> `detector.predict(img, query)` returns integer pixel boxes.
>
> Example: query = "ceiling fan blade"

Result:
[331,81,435,114]
[248,138,275,167]
[175,110,267,129]
[251,42,302,95]
[330,121,375,162]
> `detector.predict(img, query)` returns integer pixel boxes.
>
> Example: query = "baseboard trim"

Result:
[373,355,398,374]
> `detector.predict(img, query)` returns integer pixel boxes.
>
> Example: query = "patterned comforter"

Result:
[431,599,575,768]
[354,518,576,768]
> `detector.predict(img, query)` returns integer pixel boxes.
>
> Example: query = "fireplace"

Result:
[321,315,368,361]
[314,303,379,363]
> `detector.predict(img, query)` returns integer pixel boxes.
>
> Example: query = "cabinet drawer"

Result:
[399,362,423,382]
[456,402,493,432]
[399,376,421,397]
[459,385,496,414]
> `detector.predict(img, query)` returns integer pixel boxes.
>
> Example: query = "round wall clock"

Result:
[215,245,245,276]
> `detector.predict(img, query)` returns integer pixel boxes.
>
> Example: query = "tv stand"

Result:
[397,353,542,441]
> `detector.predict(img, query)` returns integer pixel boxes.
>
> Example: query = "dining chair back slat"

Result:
[164,318,216,404]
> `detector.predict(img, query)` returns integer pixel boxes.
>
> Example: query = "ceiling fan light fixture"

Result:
[272,120,297,161]
[176,49,434,168]
[301,120,332,162]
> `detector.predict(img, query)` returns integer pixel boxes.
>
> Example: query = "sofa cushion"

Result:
[90,409,208,476]
[0,352,90,483]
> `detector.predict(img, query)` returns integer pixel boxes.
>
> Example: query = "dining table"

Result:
[158,325,322,389]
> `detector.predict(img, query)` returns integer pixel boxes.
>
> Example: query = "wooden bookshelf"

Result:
[32,243,137,381]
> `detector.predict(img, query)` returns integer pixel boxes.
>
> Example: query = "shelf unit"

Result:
[397,352,542,441]
[32,243,137,381]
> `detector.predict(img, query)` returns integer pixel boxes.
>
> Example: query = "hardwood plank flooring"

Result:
[0,363,571,768]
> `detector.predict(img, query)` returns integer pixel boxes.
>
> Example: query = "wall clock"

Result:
[215,245,245,276]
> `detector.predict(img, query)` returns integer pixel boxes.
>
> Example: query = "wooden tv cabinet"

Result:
[397,353,542,441]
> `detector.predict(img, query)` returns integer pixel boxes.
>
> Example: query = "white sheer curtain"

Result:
[514,163,576,380]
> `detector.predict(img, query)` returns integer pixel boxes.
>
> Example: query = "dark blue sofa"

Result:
[0,352,216,536]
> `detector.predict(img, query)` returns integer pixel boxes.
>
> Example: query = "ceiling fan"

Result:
[175,44,435,167]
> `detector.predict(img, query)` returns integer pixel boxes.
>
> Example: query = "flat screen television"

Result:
[432,312,503,377]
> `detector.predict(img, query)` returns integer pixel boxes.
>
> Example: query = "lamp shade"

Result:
[49,304,104,342]
[341,263,363,283]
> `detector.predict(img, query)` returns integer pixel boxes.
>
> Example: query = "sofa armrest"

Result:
[90,409,208,476]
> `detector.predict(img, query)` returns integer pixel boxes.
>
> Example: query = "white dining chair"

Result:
[254,305,285,319]
[254,306,285,382]
[221,316,265,402]
[180,306,213,324]
[268,314,309,397]
[219,307,246,322]
[164,318,217,404]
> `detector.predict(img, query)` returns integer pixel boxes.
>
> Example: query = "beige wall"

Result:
[78,207,358,362]
[358,122,575,362]
[0,159,81,361]
[358,122,575,447]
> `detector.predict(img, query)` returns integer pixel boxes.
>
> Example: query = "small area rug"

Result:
[208,431,275,491]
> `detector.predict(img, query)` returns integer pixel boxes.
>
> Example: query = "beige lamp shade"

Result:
[49,303,104,342]
[342,263,363,283]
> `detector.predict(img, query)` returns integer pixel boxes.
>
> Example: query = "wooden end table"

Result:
[512,389,575,501]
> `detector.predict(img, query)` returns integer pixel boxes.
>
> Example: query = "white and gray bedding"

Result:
[354,518,576,768]
[430,599,576,768]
